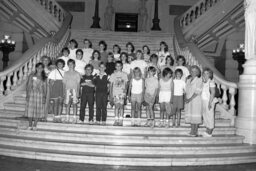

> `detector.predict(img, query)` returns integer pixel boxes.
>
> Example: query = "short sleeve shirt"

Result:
[145,77,159,95]
[109,71,128,96]
[173,79,186,96]
[48,69,65,80]
[63,70,81,89]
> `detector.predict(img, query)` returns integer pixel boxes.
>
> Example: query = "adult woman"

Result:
[25,63,47,130]
[185,65,203,137]
[201,68,217,137]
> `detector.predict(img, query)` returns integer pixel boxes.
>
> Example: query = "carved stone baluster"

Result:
[28,59,33,75]
[229,87,236,115]
[23,63,29,81]
[0,76,5,97]
[18,67,23,85]
[49,1,53,14]
[200,3,204,15]
[5,74,12,95]
[32,56,37,72]
[11,70,18,90]
[221,85,228,109]
[190,10,194,23]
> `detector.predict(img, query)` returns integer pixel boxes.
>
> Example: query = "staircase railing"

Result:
[35,0,66,25]
[180,0,222,29]
[0,11,72,98]
[174,16,237,126]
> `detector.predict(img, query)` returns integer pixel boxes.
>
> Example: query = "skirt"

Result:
[173,95,184,109]
[49,80,64,99]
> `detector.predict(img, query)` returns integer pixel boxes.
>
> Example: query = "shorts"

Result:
[159,91,171,103]
[173,95,184,109]
[144,93,155,105]
[131,93,143,103]
[65,89,78,105]
[114,93,126,105]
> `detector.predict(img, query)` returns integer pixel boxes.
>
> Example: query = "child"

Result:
[130,50,148,78]
[128,67,144,126]
[109,61,128,126]
[144,66,159,127]
[90,50,101,75]
[201,68,217,137]
[79,64,95,124]
[58,47,70,72]
[120,52,131,76]
[126,42,136,61]
[113,44,121,61]
[68,39,78,60]
[48,59,65,121]
[175,55,190,82]
[41,55,53,76]
[26,63,47,130]
[157,41,170,68]
[146,54,160,78]
[99,40,108,63]
[82,39,94,64]
[158,67,174,128]
[75,49,87,76]
[142,45,151,64]
[94,62,109,125]
[161,55,175,74]
[172,69,186,127]
[106,52,116,76]
[63,59,81,123]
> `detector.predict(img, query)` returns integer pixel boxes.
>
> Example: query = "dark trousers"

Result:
[96,92,108,122]
[80,93,94,121]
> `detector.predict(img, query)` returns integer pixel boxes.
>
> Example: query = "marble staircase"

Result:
[71,30,174,55]
[0,90,256,166]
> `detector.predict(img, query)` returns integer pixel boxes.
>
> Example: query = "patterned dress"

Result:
[25,74,47,119]
[185,77,203,124]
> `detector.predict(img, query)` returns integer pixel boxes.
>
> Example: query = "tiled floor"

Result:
[1,156,256,171]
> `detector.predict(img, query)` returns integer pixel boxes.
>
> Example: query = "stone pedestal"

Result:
[236,59,256,144]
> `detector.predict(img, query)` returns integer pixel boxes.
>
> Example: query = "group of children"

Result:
[25,39,217,137]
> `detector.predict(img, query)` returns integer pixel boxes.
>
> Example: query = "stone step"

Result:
[0,144,255,166]
[0,110,231,127]
[0,126,244,145]
[70,30,174,53]
[0,136,255,156]
[0,118,236,136]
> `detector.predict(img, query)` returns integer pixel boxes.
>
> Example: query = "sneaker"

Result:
[113,120,119,126]
[202,132,212,137]
[32,127,37,131]
[118,120,123,126]
[165,120,170,128]
[158,121,164,128]
[102,121,106,126]
[150,120,155,128]
[89,120,94,125]
[95,121,100,125]
[77,120,84,124]
[27,126,32,130]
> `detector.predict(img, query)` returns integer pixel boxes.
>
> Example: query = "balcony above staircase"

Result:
[0,0,67,39]
[180,0,244,50]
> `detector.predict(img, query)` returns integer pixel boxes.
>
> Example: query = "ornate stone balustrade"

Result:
[0,10,72,98]
[174,38,237,126]
[35,0,66,24]
[180,0,221,28]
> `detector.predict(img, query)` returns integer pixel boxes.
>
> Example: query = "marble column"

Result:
[151,0,161,31]
[236,0,256,144]
[91,0,101,28]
